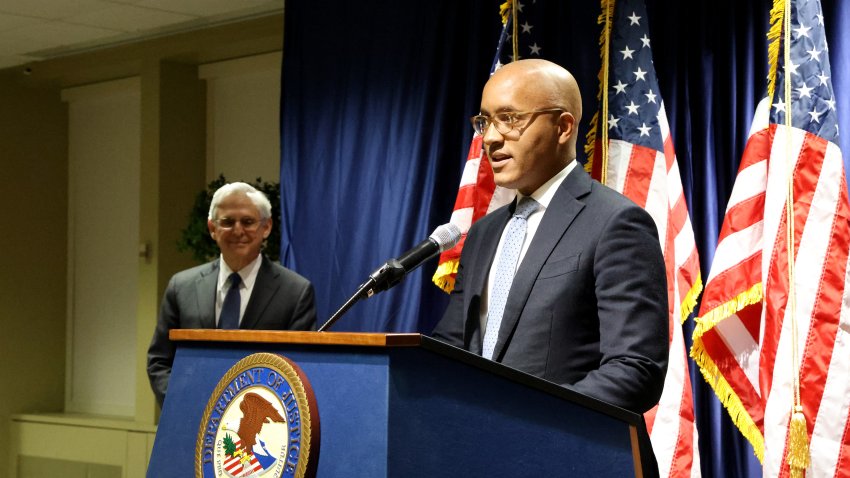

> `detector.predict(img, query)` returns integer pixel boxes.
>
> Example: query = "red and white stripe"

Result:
[595,101,703,478]
[223,439,262,477]
[692,95,850,477]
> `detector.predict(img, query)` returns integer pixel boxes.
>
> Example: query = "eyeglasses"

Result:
[214,217,265,232]
[471,108,565,135]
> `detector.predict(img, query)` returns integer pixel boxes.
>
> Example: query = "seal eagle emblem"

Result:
[195,353,319,478]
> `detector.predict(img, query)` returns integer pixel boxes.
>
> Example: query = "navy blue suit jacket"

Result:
[432,167,668,414]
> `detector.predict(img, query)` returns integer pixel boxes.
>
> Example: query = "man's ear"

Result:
[208,219,217,239]
[558,112,577,144]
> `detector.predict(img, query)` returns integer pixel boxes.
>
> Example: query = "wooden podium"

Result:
[147,330,647,477]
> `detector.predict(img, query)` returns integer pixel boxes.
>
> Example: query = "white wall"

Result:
[62,78,141,417]
[199,52,282,184]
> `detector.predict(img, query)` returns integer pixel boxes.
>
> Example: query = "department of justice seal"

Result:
[195,353,319,478]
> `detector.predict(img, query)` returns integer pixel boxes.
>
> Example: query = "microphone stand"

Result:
[317,223,459,332]
[317,260,405,331]
[317,280,370,332]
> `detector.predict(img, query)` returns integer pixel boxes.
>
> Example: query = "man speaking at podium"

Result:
[431,59,668,415]
[147,182,317,407]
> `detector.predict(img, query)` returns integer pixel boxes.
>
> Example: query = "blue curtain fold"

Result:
[280,1,849,476]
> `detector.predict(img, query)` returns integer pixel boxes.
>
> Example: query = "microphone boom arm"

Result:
[317,223,460,332]
[317,259,406,331]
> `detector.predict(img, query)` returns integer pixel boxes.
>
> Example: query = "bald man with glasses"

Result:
[431,60,668,474]
[147,182,316,407]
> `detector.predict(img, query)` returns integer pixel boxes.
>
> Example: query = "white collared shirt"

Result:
[479,160,578,332]
[215,254,263,327]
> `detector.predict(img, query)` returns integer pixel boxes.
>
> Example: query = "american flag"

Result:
[585,1,702,477]
[691,0,850,476]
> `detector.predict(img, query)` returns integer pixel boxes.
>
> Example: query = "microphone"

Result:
[368,222,462,295]
[318,223,461,331]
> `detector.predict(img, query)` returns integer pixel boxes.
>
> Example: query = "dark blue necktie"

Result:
[218,272,242,329]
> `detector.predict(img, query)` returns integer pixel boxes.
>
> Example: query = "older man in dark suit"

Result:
[147,182,316,406]
[431,60,668,475]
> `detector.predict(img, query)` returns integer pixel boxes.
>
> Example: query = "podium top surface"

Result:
[169,329,423,347]
[169,329,642,426]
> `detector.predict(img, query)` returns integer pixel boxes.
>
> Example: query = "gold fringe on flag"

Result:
[765,0,784,101]
[583,0,615,179]
[691,283,763,340]
[582,118,600,175]
[499,0,512,25]
[690,337,766,461]
[691,283,765,460]
[431,259,459,293]
[679,275,704,324]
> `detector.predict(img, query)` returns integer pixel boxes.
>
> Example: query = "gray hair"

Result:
[208,182,272,220]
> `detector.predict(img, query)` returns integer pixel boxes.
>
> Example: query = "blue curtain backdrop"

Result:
[279,1,850,477]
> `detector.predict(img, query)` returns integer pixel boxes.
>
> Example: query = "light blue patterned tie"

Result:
[482,197,539,359]
[218,272,242,329]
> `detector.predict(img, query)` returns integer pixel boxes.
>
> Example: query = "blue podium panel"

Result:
[151,343,394,477]
[386,348,635,477]
[147,332,641,478]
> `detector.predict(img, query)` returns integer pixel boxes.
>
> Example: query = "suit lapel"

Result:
[196,261,219,329]
[492,167,592,360]
[240,256,279,329]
